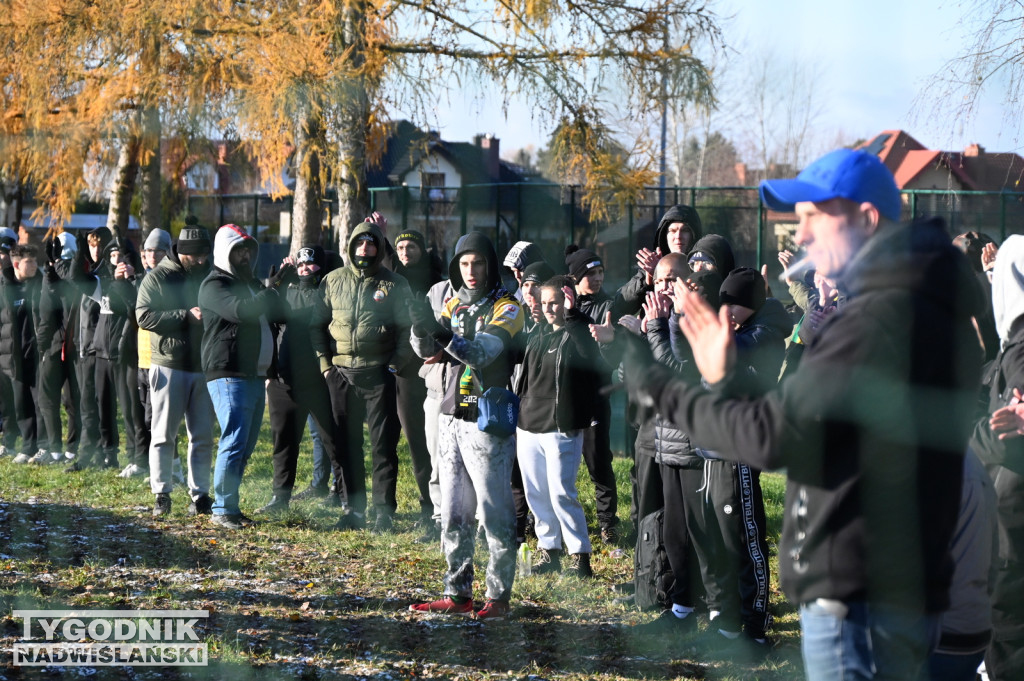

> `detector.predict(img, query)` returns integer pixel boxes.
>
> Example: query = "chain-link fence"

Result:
[187,184,1024,289]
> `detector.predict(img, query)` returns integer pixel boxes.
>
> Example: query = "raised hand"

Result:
[678,287,735,384]
[589,310,615,344]
[643,290,671,321]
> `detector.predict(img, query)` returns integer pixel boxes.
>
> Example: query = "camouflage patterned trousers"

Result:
[438,414,517,602]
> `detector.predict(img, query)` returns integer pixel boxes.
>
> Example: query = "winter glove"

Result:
[408,297,452,345]
[44,238,59,264]
[45,264,59,284]
[267,263,296,289]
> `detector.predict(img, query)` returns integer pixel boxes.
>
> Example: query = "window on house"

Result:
[421,172,446,200]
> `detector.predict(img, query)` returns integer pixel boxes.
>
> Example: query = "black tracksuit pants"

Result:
[38,351,80,455]
[267,374,342,496]
[76,354,101,464]
[681,460,771,638]
[95,357,136,466]
[395,371,433,516]
[324,365,400,517]
[582,397,619,530]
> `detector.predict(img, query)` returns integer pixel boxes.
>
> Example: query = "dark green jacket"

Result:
[136,251,207,372]
[311,222,414,373]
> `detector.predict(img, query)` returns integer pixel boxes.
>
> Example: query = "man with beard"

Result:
[136,224,216,517]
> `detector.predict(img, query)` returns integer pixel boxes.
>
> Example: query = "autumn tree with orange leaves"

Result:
[1,0,719,251]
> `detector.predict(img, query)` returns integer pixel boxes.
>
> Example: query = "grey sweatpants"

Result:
[438,414,517,602]
[148,365,214,498]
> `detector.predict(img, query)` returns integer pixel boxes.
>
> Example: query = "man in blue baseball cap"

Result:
[622,148,985,679]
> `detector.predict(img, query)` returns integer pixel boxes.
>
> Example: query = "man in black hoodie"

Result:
[392,229,443,527]
[408,231,524,621]
[623,149,984,679]
[2,245,43,463]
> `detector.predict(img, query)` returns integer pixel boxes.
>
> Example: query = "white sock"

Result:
[709,609,721,621]
[670,604,694,619]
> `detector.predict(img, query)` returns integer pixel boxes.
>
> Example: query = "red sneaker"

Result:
[472,599,510,621]
[409,597,473,615]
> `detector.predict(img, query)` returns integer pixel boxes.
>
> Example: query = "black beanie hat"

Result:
[564,244,603,280]
[295,244,326,270]
[719,267,766,312]
[177,216,212,255]
[521,261,555,284]
[685,270,724,309]
[394,229,427,253]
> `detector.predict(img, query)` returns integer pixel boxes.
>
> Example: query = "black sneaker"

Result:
[372,512,393,535]
[257,495,290,515]
[292,485,329,501]
[600,524,619,545]
[152,493,172,517]
[532,548,562,574]
[210,514,245,530]
[632,609,698,635]
[565,552,593,578]
[334,511,366,531]
[188,495,213,516]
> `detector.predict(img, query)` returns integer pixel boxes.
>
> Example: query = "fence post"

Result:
[910,191,917,221]
[252,195,259,237]
[401,185,409,232]
[516,184,522,242]
[219,198,225,229]
[460,186,468,236]
[1001,192,1008,242]
[756,194,764,268]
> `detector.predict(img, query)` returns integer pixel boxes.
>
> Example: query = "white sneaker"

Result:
[0,445,10,458]
[12,452,31,464]
[27,450,57,465]
[117,463,145,478]
[64,451,76,461]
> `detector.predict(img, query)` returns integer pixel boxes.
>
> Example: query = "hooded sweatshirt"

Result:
[688,234,735,274]
[411,231,524,418]
[198,225,280,380]
[638,216,984,614]
[311,221,413,373]
[619,206,704,311]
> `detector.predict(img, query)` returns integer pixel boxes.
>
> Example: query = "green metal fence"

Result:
[188,184,1024,288]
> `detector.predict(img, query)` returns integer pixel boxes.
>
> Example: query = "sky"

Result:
[411,0,1017,162]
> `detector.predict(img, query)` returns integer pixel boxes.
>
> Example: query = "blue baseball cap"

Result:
[759,148,902,221]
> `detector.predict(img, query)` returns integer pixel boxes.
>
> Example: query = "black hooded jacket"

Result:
[0,267,41,383]
[620,205,704,309]
[632,216,984,614]
[688,234,735,274]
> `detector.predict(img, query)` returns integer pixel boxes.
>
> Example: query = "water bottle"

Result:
[517,543,532,577]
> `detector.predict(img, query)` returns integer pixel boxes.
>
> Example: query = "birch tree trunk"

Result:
[107,139,140,241]
[290,112,324,255]
[332,0,371,258]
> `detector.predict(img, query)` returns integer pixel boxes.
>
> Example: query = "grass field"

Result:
[0,414,804,680]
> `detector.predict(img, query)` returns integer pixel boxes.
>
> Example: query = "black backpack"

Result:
[634,509,674,610]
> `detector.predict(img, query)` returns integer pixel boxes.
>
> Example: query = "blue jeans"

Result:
[308,415,329,490]
[800,601,937,681]
[208,378,265,517]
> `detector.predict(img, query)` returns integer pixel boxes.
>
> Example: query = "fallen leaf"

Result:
[299,602,311,611]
